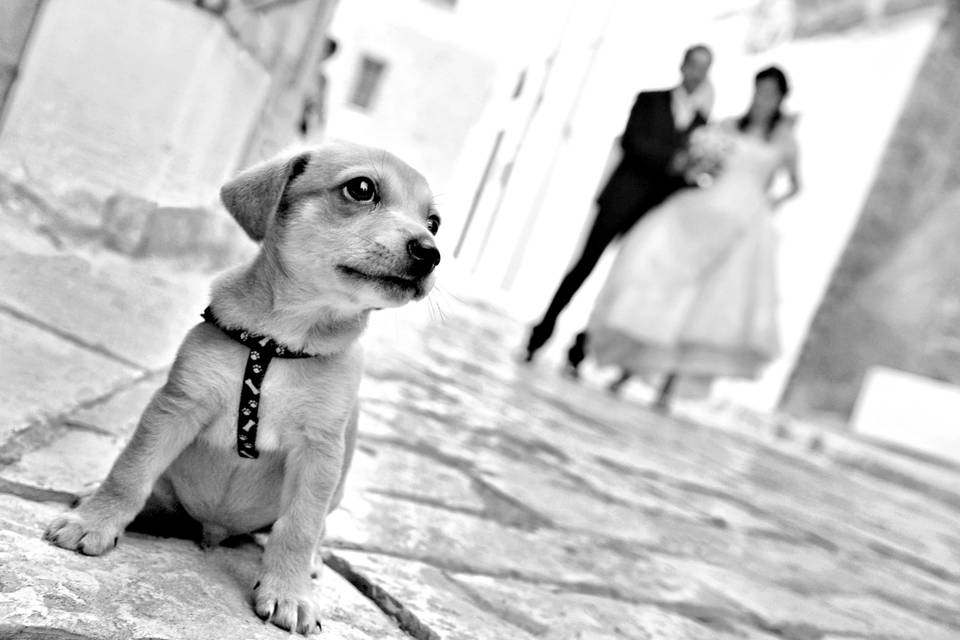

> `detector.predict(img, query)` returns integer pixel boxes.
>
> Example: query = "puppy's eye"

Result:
[342,177,377,203]
[426,216,441,235]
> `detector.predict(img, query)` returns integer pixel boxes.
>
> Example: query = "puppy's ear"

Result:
[220,153,310,241]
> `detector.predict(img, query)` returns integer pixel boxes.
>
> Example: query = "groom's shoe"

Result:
[523,320,555,362]
[559,331,588,378]
[566,332,587,367]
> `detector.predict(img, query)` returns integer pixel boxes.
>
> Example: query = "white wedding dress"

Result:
[587,122,796,388]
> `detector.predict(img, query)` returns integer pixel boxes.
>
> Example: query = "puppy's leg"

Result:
[328,402,358,514]
[254,428,348,635]
[312,403,357,580]
[45,382,210,555]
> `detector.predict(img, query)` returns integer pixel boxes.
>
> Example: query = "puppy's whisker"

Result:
[432,283,468,306]
[434,299,448,324]
[424,292,447,324]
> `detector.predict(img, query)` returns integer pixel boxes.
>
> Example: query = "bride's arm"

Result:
[771,123,801,209]
[772,153,800,209]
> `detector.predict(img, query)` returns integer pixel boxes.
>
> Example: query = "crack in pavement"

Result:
[0,624,98,639]
[323,551,441,640]
[0,623,170,640]
[866,540,960,582]
[324,538,632,597]
[464,427,572,465]
[358,434,555,531]
[591,454,844,552]
[0,370,163,467]
[442,572,551,637]
[0,302,149,372]
[0,477,78,506]
[867,587,960,632]
[834,456,960,512]
[364,488,484,518]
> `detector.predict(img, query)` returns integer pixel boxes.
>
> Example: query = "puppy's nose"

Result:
[407,238,441,271]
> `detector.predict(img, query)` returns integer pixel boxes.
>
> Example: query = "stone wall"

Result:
[782,4,960,421]
[793,0,941,36]
[0,0,338,266]
[0,0,336,206]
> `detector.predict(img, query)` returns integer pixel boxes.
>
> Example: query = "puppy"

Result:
[44,142,441,634]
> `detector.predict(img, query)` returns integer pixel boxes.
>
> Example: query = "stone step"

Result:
[0,494,409,640]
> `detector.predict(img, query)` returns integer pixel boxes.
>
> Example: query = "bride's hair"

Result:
[737,65,790,139]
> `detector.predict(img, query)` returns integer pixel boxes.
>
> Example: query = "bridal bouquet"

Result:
[683,124,736,187]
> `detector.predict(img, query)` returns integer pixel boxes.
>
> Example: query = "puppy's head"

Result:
[220,142,441,310]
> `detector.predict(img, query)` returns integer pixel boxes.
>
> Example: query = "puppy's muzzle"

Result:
[406,238,441,277]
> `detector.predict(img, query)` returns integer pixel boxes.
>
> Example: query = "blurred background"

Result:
[1,0,957,461]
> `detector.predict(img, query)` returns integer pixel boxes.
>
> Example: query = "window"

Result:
[349,55,387,111]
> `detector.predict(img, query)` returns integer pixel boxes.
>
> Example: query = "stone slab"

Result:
[326,493,733,610]
[329,551,781,640]
[329,550,540,640]
[679,561,956,639]
[0,494,408,640]
[68,373,164,438]
[448,572,781,640]
[0,313,138,443]
[348,438,485,513]
[824,595,958,640]
[0,246,210,371]
[679,562,873,636]
[1,429,124,497]
[326,493,605,586]
[467,451,779,549]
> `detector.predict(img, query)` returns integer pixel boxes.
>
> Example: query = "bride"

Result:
[586,65,801,411]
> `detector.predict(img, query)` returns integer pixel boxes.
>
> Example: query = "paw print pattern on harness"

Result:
[201,307,313,459]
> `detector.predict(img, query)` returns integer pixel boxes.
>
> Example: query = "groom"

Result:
[523,44,714,368]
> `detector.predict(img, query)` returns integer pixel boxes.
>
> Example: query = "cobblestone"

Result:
[1,220,959,639]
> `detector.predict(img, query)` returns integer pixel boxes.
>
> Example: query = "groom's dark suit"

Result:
[526,89,707,358]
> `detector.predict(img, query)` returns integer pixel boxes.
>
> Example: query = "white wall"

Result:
[0,0,270,206]
[322,0,574,261]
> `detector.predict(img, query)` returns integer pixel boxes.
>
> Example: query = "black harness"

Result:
[201,307,313,459]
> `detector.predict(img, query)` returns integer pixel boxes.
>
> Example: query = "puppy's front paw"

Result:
[44,511,122,556]
[253,576,322,635]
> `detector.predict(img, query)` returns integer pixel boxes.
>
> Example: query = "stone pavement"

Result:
[2,209,960,640]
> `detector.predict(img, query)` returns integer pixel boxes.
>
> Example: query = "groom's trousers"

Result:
[526,196,663,357]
